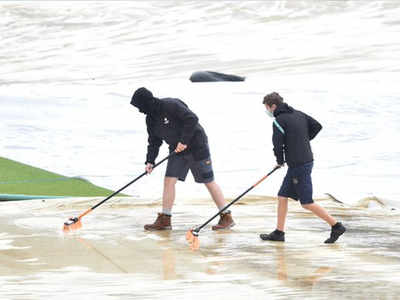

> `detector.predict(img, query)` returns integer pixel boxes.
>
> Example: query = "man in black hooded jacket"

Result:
[260,92,346,244]
[130,87,235,231]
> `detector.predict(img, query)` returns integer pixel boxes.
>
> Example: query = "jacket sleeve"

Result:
[145,116,163,165]
[305,113,322,140]
[272,122,285,165]
[166,100,199,145]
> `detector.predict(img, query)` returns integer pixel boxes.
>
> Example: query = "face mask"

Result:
[265,109,274,118]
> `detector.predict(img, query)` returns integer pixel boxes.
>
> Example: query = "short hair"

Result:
[263,92,283,106]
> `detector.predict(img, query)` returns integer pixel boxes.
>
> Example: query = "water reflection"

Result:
[76,237,128,274]
[2,200,400,299]
[272,244,333,287]
[149,231,177,280]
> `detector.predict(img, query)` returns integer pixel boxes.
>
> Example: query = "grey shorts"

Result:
[165,153,214,183]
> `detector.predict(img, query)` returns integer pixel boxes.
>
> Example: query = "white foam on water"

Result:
[125,235,150,241]
[15,258,39,263]
[0,239,30,250]
[78,233,105,241]
[14,217,63,231]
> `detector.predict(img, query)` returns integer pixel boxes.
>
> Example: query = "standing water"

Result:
[1,1,400,299]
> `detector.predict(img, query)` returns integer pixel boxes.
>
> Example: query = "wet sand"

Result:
[1,196,399,299]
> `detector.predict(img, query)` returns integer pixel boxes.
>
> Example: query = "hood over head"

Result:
[131,87,160,115]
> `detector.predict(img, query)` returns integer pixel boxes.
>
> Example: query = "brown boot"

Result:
[212,210,235,230]
[144,213,172,231]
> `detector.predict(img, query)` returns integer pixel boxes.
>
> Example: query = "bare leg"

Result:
[260,196,287,240]
[162,177,178,212]
[206,180,235,230]
[204,180,226,209]
[277,196,288,231]
[302,203,337,226]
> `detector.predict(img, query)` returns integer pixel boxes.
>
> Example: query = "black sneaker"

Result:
[324,222,346,244]
[260,229,285,242]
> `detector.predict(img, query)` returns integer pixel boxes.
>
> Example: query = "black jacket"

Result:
[145,98,209,164]
[272,103,322,168]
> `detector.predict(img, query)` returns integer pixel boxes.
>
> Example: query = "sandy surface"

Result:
[1,196,399,299]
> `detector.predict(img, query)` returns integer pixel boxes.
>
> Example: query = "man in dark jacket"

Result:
[130,87,235,231]
[260,92,345,244]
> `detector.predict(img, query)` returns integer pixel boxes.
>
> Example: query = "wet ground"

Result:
[1,196,399,299]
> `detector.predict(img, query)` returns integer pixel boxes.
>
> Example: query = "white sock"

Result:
[162,208,172,216]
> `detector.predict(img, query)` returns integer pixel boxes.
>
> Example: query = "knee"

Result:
[301,203,313,210]
[205,180,216,188]
[278,196,288,203]
[164,177,177,188]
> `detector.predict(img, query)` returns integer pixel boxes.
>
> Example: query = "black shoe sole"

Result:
[324,227,346,244]
[260,234,284,242]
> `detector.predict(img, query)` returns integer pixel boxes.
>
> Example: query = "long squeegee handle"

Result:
[89,152,176,211]
[195,165,281,232]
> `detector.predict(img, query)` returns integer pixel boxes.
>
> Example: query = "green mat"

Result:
[0,157,127,200]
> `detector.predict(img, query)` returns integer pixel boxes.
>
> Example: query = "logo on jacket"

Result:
[163,117,169,124]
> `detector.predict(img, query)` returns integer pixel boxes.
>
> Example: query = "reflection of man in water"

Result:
[130,87,235,231]
[260,92,346,243]
[273,245,333,287]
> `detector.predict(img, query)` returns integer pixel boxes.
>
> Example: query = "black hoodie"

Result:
[131,88,210,164]
[272,103,322,168]
[144,98,210,164]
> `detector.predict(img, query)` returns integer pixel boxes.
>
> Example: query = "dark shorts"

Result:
[278,162,314,205]
[165,153,214,183]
